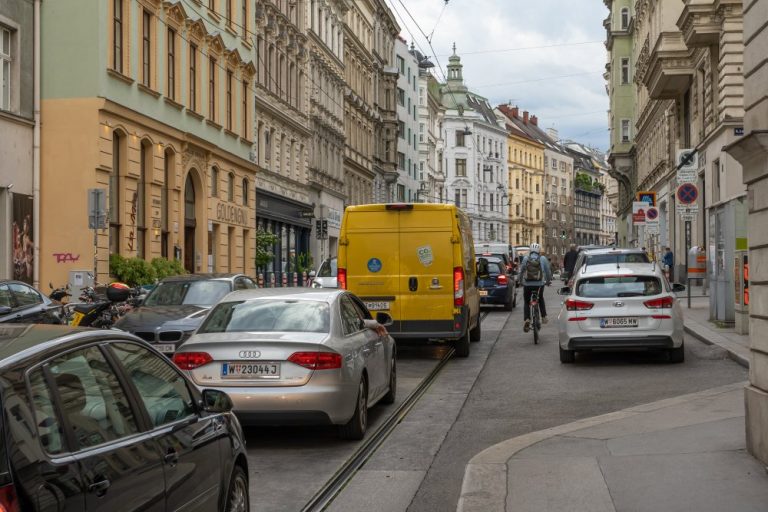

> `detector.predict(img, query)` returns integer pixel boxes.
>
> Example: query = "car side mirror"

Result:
[0,306,11,315]
[375,312,393,327]
[200,389,233,413]
[557,287,571,296]
[309,270,316,278]
[672,283,686,293]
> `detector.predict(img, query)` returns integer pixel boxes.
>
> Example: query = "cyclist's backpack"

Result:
[525,254,543,282]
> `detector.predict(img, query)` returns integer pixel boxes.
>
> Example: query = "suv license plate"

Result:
[222,362,280,379]
[365,301,390,311]
[155,344,176,353]
[600,317,639,328]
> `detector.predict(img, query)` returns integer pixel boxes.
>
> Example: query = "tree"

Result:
[255,229,279,269]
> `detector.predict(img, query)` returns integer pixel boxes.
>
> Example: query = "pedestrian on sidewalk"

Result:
[562,244,578,281]
[663,247,674,282]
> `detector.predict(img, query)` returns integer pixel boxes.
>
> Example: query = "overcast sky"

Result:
[386,0,610,151]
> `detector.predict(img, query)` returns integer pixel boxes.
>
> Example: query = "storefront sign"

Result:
[632,201,648,225]
[213,200,250,227]
[327,208,342,230]
[636,191,656,207]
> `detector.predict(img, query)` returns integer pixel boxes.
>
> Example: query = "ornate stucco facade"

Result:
[40,0,258,286]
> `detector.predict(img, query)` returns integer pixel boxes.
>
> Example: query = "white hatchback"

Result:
[556,262,686,363]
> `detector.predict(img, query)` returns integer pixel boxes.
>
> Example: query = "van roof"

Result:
[344,203,459,213]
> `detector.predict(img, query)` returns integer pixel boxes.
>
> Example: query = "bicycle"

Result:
[530,288,542,344]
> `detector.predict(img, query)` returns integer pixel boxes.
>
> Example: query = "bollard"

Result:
[303,271,309,287]
[258,273,264,288]
[269,273,276,288]
[282,273,288,287]
[293,272,298,287]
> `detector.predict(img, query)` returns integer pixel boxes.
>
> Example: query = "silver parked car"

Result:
[172,288,396,440]
[557,262,686,364]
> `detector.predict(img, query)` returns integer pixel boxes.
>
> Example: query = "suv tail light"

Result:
[337,268,347,290]
[454,266,465,306]
[288,352,342,370]
[497,274,508,285]
[644,296,673,309]
[565,298,594,311]
[173,352,213,370]
[0,483,20,512]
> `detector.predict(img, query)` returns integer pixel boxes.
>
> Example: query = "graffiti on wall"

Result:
[127,190,138,252]
[11,194,34,284]
[52,253,80,263]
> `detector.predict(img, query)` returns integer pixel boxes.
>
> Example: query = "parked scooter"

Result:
[70,282,134,328]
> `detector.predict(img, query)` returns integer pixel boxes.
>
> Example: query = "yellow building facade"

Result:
[39,0,258,287]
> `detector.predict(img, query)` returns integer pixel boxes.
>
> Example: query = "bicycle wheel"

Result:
[532,304,540,345]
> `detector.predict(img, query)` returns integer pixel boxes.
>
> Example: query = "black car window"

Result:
[28,369,65,455]
[242,277,257,289]
[45,346,140,451]
[577,276,662,298]
[234,278,248,291]
[0,285,11,308]
[144,280,231,306]
[318,258,337,278]
[586,253,650,265]
[339,296,364,336]
[348,294,373,320]
[110,342,196,427]
[8,283,42,308]
[486,262,504,275]
[199,300,331,333]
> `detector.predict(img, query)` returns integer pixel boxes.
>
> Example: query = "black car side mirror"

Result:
[0,306,11,315]
[375,312,393,327]
[671,283,686,293]
[201,389,234,413]
[557,287,571,296]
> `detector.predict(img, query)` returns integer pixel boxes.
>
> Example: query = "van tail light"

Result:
[644,296,673,309]
[454,266,465,307]
[337,268,347,290]
[565,298,594,311]
[0,483,20,512]
[496,274,508,286]
[288,352,342,370]
[172,352,213,370]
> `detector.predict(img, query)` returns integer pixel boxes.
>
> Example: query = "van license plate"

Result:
[600,317,639,328]
[365,301,390,311]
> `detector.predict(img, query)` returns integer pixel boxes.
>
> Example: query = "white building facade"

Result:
[394,38,420,202]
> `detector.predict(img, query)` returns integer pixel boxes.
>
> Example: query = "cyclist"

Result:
[519,242,552,333]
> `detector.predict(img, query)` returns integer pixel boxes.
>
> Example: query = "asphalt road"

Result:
[326,286,747,511]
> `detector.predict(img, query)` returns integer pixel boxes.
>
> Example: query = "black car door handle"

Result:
[88,479,110,496]
[409,277,418,292]
[164,450,179,466]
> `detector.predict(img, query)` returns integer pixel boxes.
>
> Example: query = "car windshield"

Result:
[317,258,337,278]
[198,300,331,333]
[144,280,231,307]
[577,276,662,298]
[586,253,650,265]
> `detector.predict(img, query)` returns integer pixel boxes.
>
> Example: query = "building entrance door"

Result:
[184,174,196,273]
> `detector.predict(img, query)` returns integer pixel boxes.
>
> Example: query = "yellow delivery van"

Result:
[337,203,481,357]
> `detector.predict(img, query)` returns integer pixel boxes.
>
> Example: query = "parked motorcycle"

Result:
[70,282,137,328]
[48,283,71,303]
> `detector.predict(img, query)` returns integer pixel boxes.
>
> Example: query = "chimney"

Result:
[511,106,519,118]
[531,115,538,126]
[523,111,529,124]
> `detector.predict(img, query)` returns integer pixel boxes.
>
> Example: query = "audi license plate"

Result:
[222,362,280,379]
[479,290,488,296]
[600,317,639,328]
[155,344,176,354]
[365,301,390,311]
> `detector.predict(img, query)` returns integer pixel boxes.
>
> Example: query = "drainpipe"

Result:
[32,0,41,288]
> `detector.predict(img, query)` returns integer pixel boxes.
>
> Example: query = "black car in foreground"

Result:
[115,273,257,355]
[0,324,248,512]
[0,280,64,324]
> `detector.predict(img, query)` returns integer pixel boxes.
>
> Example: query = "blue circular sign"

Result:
[677,183,698,205]
[367,258,383,273]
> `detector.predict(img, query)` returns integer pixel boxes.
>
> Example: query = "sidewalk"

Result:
[456,296,767,512]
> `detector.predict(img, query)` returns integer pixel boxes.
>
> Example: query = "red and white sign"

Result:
[632,201,648,225]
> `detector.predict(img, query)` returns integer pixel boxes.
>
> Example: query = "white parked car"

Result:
[556,262,686,364]
[310,257,337,288]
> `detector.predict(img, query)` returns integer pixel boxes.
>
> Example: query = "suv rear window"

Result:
[577,276,662,298]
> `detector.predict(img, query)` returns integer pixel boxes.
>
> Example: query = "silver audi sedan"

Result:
[172,288,396,440]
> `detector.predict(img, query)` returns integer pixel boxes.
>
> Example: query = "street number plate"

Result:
[221,362,280,379]
[600,317,639,328]
[365,301,390,311]
[155,344,176,354]
[479,290,489,296]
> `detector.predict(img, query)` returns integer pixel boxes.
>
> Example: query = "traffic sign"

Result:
[676,149,698,184]
[632,201,648,225]
[646,207,659,221]
[677,183,698,205]
[636,191,656,207]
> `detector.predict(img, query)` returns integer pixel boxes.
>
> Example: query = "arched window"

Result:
[211,166,219,197]
[242,177,249,206]
[228,172,235,202]
[109,131,123,254]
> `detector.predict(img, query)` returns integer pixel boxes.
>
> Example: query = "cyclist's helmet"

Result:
[530,242,541,254]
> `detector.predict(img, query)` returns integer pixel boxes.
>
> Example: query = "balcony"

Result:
[677,1,721,48]
[643,32,694,99]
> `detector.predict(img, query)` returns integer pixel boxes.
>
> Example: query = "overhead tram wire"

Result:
[438,40,604,57]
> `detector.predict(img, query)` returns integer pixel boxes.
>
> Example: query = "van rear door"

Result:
[398,208,455,331]
[344,208,402,329]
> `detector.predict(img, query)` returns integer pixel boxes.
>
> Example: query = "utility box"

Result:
[687,246,706,286]
[734,251,749,335]
[68,270,94,303]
